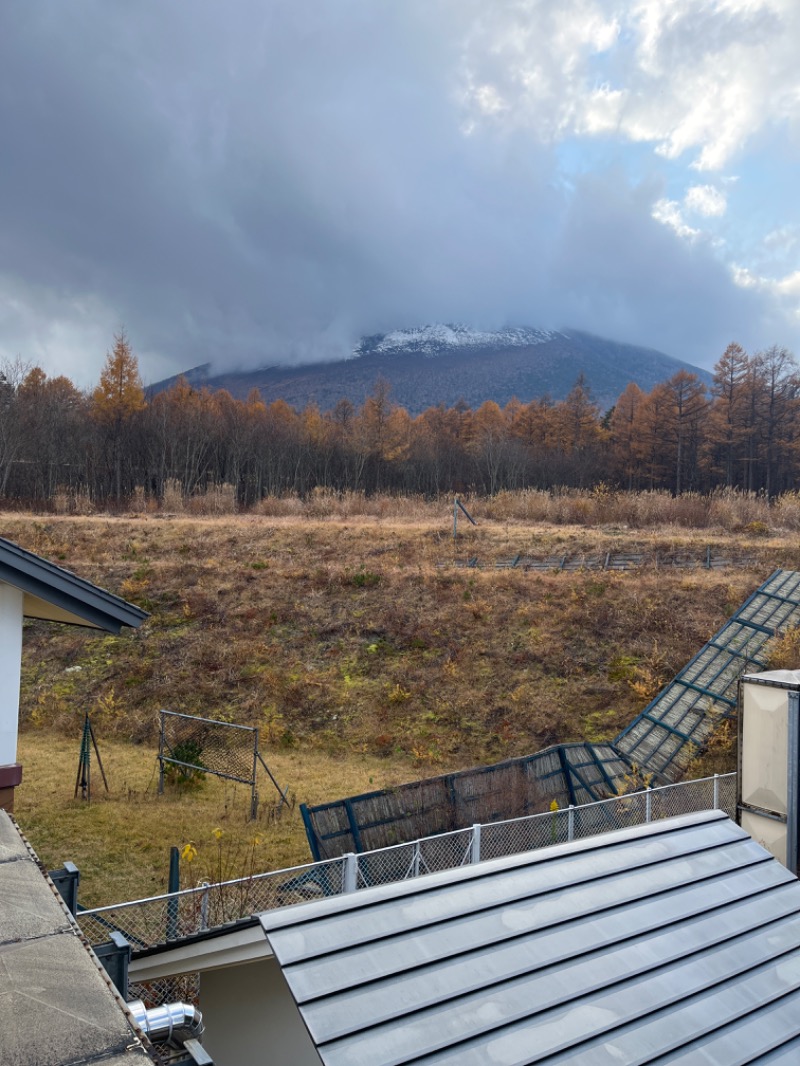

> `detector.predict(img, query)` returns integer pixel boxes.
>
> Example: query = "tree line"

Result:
[0,334,798,506]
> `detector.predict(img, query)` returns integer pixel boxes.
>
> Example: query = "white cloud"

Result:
[732,264,800,326]
[652,182,729,241]
[764,225,800,256]
[0,277,172,389]
[651,198,700,239]
[685,185,727,217]
[577,84,626,135]
[459,0,800,172]
[776,272,800,299]
[459,2,623,141]
[472,84,509,118]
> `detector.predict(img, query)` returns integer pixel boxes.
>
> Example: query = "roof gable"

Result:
[0,536,147,632]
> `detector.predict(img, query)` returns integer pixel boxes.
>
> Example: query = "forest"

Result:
[0,336,798,507]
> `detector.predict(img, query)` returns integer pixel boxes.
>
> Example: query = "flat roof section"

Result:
[0,812,155,1065]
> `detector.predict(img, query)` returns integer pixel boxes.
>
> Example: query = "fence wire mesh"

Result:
[79,770,738,1006]
[159,710,257,785]
[77,855,355,949]
[128,972,200,1013]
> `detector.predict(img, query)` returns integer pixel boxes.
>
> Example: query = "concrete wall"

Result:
[201,957,322,1066]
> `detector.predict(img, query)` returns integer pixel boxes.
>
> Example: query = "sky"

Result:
[1,0,798,388]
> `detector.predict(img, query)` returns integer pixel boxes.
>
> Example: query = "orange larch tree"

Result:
[90,331,146,501]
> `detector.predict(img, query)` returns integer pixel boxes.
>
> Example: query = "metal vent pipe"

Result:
[128,999,204,1044]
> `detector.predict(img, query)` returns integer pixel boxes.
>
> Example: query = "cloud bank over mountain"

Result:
[0,1,797,386]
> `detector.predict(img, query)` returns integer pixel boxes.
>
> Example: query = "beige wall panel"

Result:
[201,957,322,1066]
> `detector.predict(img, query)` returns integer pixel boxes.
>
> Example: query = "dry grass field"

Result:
[6,499,800,905]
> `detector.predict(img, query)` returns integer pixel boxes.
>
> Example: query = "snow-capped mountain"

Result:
[153,326,711,415]
[353,324,565,359]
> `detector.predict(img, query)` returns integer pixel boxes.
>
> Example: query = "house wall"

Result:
[0,583,23,767]
[201,957,322,1066]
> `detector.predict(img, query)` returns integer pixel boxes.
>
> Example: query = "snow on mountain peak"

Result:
[353,324,563,359]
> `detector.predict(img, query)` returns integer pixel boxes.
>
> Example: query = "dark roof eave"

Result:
[0,538,148,633]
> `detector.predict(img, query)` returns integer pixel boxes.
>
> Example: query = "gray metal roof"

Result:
[0,535,148,632]
[0,812,155,1065]
[262,810,800,1065]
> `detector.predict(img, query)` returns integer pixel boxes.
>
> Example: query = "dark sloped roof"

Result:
[0,535,148,632]
[262,810,800,1065]
[0,812,155,1065]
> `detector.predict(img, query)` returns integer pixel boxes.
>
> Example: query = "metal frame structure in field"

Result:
[158,710,288,819]
[526,742,635,806]
[615,569,800,779]
[302,569,800,858]
[460,547,753,571]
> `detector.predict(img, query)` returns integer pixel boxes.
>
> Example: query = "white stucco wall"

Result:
[201,957,322,1066]
[0,583,23,766]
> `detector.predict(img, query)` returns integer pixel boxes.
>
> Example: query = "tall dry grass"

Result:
[34,484,800,531]
[190,487,790,531]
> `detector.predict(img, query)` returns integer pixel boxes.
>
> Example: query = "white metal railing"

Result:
[77,772,737,951]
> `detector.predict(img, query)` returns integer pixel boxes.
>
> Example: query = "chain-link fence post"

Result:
[567,805,575,842]
[412,841,421,878]
[199,882,210,931]
[157,709,165,795]
[646,787,652,823]
[343,853,357,893]
[251,729,259,820]
[713,773,720,810]
[166,847,179,941]
[471,824,481,864]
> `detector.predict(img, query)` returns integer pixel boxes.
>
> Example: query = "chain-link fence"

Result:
[455,549,755,571]
[158,710,289,819]
[79,771,736,968]
[77,854,355,949]
[159,710,257,786]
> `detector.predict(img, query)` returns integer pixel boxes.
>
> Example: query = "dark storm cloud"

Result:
[0,1,792,383]
[549,171,768,365]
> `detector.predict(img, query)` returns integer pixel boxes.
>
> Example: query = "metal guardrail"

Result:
[77,772,737,953]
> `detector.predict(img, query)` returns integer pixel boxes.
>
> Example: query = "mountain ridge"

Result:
[149,326,712,414]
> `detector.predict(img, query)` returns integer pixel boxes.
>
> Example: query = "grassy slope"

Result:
[6,512,796,904]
